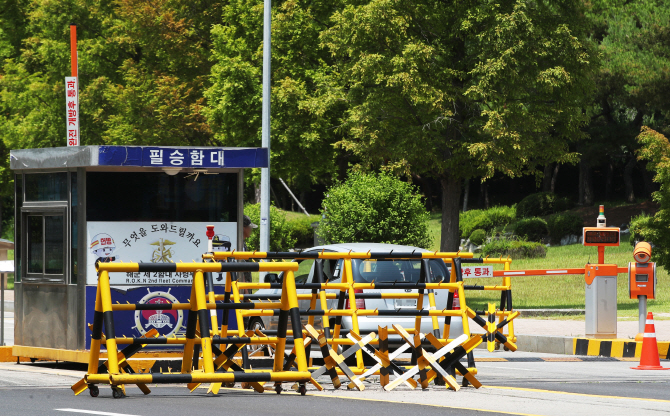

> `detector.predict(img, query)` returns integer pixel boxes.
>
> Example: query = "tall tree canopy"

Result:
[205,0,344,191]
[311,0,597,250]
[582,0,670,204]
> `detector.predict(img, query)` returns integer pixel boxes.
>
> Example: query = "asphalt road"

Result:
[0,350,668,416]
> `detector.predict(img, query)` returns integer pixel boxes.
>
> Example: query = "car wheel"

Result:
[247,318,273,357]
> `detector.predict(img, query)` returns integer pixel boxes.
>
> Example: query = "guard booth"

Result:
[9,145,267,361]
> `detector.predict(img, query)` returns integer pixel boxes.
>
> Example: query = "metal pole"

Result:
[638,295,647,335]
[1,273,5,346]
[259,0,272,262]
[279,178,309,216]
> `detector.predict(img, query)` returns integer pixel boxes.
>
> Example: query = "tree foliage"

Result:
[318,172,431,248]
[206,0,344,192]
[634,127,670,269]
[311,0,596,250]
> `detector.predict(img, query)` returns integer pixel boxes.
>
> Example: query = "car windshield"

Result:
[350,258,449,284]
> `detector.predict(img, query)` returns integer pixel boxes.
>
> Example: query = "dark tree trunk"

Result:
[479,181,489,209]
[543,164,553,192]
[412,174,433,212]
[623,155,636,203]
[550,164,560,193]
[578,161,594,206]
[605,162,614,200]
[462,179,470,212]
[440,174,462,252]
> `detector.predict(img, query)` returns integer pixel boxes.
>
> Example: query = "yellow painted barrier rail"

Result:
[77,260,311,398]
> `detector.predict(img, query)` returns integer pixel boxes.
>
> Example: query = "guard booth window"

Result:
[25,212,65,283]
[86,172,238,222]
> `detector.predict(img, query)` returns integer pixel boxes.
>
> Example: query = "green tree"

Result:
[318,172,431,248]
[634,127,670,270]
[312,0,596,251]
[205,0,344,193]
[583,0,670,203]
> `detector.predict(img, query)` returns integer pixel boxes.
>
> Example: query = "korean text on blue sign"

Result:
[143,148,224,168]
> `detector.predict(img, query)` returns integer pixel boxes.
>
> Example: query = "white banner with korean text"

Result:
[86,221,238,285]
[65,76,79,146]
[447,265,495,279]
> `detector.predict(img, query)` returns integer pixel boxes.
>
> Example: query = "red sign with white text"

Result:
[65,76,79,146]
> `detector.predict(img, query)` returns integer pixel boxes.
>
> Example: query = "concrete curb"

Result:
[514,334,670,359]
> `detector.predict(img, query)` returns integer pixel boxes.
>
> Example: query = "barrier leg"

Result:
[99,270,124,398]
[304,325,341,388]
[99,271,119,374]
[206,272,220,337]
[181,282,198,373]
[194,270,215,374]
[81,282,104,397]
[351,329,419,389]
[379,326,389,387]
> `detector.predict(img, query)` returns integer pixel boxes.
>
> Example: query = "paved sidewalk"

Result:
[513,317,670,341]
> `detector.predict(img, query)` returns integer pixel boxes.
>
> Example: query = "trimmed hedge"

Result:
[513,217,548,242]
[469,229,487,246]
[459,205,516,238]
[243,203,297,251]
[482,239,547,259]
[318,172,431,248]
[629,213,653,245]
[516,192,573,218]
[546,212,584,244]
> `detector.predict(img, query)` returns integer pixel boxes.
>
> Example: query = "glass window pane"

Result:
[44,215,64,274]
[25,173,68,201]
[27,215,43,274]
[295,259,314,283]
[86,172,238,222]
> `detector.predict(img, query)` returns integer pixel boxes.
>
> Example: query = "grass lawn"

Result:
[428,216,669,318]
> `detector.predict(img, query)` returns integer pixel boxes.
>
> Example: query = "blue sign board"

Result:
[85,285,238,350]
[98,146,268,168]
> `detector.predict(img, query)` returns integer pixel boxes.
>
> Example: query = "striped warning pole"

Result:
[631,312,669,370]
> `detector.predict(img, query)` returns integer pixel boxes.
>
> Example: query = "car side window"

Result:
[294,259,315,284]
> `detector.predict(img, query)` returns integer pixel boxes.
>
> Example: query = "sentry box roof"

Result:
[10,145,269,171]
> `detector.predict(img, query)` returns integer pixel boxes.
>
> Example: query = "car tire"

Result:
[247,318,273,357]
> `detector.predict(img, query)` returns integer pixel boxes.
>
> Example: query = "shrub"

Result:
[244,203,297,251]
[317,172,431,248]
[629,213,653,246]
[516,192,573,218]
[546,212,584,244]
[513,217,548,242]
[469,229,487,246]
[459,205,516,238]
[482,238,547,259]
[286,215,319,247]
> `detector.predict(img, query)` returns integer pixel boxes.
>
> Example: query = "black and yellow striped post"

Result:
[466,307,519,352]
[181,280,198,374]
[85,280,104,394]
[305,324,341,389]
[379,326,389,387]
[98,270,120,376]
[193,270,215,374]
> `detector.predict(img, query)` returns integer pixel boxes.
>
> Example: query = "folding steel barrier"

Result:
[77,260,311,398]
[204,250,518,389]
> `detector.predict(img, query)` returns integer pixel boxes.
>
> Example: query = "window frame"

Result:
[21,205,68,284]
